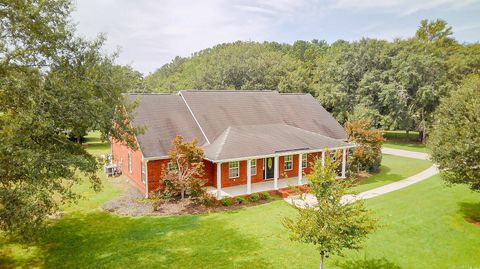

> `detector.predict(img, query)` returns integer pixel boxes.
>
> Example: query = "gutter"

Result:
[205,144,356,163]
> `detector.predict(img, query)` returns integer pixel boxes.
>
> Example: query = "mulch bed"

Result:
[101,180,282,217]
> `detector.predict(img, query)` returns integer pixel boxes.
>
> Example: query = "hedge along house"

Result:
[111,90,354,199]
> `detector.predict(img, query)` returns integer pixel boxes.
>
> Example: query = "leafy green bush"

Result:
[220,197,234,206]
[249,193,260,202]
[236,196,246,204]
[259,192,270,200]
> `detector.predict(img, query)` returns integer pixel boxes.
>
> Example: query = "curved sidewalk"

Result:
[286,147,438,208]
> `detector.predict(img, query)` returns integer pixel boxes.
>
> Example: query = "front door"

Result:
[264,157,275,180]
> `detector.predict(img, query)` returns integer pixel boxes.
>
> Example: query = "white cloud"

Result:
[73,0,311,74]
[72,0,479,74]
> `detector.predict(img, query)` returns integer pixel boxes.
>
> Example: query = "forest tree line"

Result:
[136,19,480,142]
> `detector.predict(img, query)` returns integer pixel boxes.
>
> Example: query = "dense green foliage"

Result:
[146,20,479,141]
[0,0,137,237]
[429,75,480,191]
[283,154,377,268]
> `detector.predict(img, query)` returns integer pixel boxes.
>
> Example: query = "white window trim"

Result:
[250,159,257,176]
[128,152,132,174]
[284,155,293,171]
[302,154,307,169]
[229,161,239,179]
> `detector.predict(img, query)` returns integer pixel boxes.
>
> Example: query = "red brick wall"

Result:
[215,152,324,188]
[147,159,216,193]
[111,139,145,194]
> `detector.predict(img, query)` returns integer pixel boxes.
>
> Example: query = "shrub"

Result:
[220,197,234,206]
[259,192,270,200]
[236,196,246,204]
[249,193,260,202]
[198,192,217,207]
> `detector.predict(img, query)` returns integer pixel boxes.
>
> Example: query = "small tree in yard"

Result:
[429,75,480,192]
[345,120,385,173]
[283,153,377,269]
[160,135,206,199]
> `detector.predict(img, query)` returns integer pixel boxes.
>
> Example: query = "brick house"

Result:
[111,90,354,198]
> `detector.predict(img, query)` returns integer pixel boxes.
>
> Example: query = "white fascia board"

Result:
[178,91,211,144]
[208,145,356,163]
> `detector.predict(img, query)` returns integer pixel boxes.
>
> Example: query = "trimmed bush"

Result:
[259,192,270,200]
[249,193,260,202]
[199,192,216,207]
[220,197,234,206]
[236,196,246,204]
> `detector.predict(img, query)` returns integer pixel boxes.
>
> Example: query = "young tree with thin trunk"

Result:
[160,135,205,199]
[283,152,377,269]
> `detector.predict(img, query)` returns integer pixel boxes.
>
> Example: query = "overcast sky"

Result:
[72,0,480,75]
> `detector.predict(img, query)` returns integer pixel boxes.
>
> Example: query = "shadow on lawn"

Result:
[335,257,401,269]
[30,211,272,268]
[458,202,480,225]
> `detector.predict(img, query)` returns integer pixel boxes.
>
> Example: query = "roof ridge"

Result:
[286,124,348,143]
[280,92,309,95]
[126,92,174,95]
[179,89,276,93]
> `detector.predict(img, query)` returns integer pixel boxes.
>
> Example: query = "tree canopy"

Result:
[0,0,138,238]
[145,20,479,142]
[429,75,480,191]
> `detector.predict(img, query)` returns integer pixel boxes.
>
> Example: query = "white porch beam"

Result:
[247,159,252,194]
[341,148,347,178]
[298,154,303,185]
[216,162,222,199]
[274,156,279,190]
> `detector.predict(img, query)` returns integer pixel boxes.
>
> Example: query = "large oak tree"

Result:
[0,0,138,238]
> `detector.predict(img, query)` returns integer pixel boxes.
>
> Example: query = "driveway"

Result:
[286,147,438,208]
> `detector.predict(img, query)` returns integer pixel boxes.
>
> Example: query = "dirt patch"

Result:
[466,217,480,227]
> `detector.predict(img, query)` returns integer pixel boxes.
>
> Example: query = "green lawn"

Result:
[350,154,432,193]
[2,133,479,269]
[382,130,429,153]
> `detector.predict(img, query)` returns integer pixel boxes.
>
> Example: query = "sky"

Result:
[72,0,480,74]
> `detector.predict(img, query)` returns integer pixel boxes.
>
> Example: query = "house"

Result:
[111,90,354,198]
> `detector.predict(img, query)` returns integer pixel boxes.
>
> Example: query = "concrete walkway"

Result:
[286,147,438,208]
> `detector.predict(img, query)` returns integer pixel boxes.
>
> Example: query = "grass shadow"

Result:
[335,257,402,269]
[458,202,480,225]
[3,211,273,269]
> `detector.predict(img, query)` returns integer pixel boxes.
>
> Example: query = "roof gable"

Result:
[126,94,206,158]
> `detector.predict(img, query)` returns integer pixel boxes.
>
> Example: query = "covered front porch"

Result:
[206,176,309,197]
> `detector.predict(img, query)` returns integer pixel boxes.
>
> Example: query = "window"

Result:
[167,162,177,172]
[284,155,293,171]
[250,159,257,175]
[302,154,307,168]
[229,161,239,178]
[128,152,132,174]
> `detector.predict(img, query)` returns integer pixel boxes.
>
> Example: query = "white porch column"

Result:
[298,154,303,185]
[246,159,252,194]
[274,156,279,190]
[341,148,347,178]
[216,162,222,199]
[321,151,325,168]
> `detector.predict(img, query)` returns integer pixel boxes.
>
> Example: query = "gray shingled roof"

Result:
[125,91,349,159]
[203,123,350,161]
[125,94,206,158]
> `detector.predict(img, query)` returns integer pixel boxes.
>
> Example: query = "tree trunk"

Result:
[406,129,410,141]
[181,189,185,200]
[320,252,324,269]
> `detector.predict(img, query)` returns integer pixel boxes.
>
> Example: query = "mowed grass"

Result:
[382,130,429,153]
[2,132,479,269]
[350,154,432,193]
